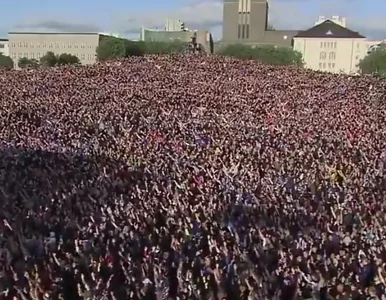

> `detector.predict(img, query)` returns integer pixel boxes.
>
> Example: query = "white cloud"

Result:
[117,0,386,39]
[116,1,223,34]
[14,20,101,33]
[11,0,386,40]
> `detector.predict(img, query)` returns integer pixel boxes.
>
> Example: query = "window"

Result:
[74,44,79,48]
[0,44,4,49]
[323,62,326,68]
[24,53,28,58]
[334,42,337,48]
[329,52,335,60]
[55,42,60,48]
[18,42,22,47]
[30,53,34,59]
[246,24,249,39]
[68,42,72,48]
[319,52,326,59]
[18,53,22,58]
[49,42,54,48]
[319,62,323,68]
[320,42,323,48]
[37,53,41,59]
[323,42,327,48]
[11,42,16,47]
[36,42,40,48]
[238,24,241,39]
[81,53,85,60]
[24,42,28,47]
[81,42,85,48]
[355,55,360,60]
[11,53,16,59]
[331,63,335,68]
[87,53,93,60]
[43,42,47,47]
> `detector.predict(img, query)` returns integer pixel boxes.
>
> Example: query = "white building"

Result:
[8,32,101,67]
[165,18,185,31]
[315,16,347,28]
[293,20,366,74]
[0,38,9,56]
[365,40,386,54]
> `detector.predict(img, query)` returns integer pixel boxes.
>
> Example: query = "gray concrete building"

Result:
[222,0,298,48]
[8,32,101,67]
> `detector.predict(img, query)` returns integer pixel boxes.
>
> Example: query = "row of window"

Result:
[321,42,363,51]
[319,62,335,69]
[10,42,95,49]
[238,24,250,39]
[321,41,337,49]
[238,11,250,40]
[319,51,336,60]
[11,52,95,60]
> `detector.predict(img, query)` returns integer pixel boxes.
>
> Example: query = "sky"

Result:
[1,0,385,40]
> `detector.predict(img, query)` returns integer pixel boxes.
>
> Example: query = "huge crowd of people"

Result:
[0,53,385,299]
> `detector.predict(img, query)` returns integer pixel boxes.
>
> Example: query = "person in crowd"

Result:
[0,53,385,299]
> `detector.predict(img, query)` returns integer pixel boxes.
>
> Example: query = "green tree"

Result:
[40,51,57,67]
[97,36,126,61]
[218,44,256,59]
[57,53,80,66]
[96,36,144,61]
[218,44,303,67]
[123,40,145,56]
[358,47,386,76]
[142,41,186,54]
[0,54,14,69]
[18,57,39,68]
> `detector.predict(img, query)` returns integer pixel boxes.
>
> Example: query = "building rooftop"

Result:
[295,20,365,39]
[0,38,8,41]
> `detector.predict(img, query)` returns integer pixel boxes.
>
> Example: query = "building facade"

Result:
[366,40,386,54]
[222,0,298,48]
[140,27,213,53]
[165,19,185,32]
[293,20,366,74]
[0,39,9,56]
[140,28,193,42]
[8,32,100,67]
[315,16,347,28]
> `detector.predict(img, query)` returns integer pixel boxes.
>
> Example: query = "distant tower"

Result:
[165,18,184,31]
[222,0,269,42]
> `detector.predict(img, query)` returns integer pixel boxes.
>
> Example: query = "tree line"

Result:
[358,44,386,77]
[95,36,188,61]
[217,44,304,67]
[0,51,80,69]
[0,35,384,75]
